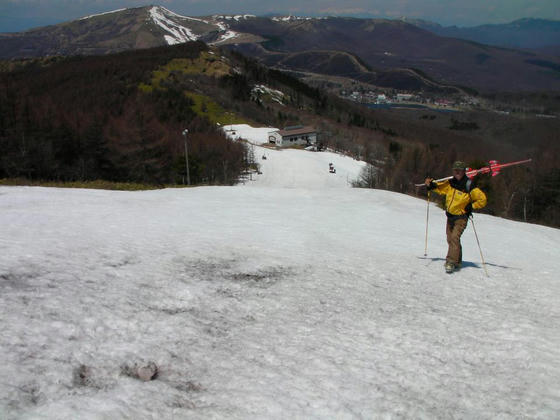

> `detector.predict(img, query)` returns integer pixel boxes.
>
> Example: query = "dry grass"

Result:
[0,178,193,191]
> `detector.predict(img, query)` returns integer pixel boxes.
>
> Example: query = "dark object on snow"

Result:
[121,362,159,381]
[73,364,93,387]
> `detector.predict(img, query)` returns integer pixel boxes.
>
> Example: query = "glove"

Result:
[425,178,435,190]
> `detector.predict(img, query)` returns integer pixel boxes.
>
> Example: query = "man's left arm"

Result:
[470,188,487,210]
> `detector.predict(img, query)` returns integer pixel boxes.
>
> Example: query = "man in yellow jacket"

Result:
[425,161,487,273]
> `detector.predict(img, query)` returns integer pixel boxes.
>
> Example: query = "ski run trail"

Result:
[1,125,559,419]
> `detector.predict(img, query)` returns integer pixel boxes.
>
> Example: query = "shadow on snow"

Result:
[416,256,519,271]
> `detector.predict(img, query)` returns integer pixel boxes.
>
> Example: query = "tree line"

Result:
[0,42,246,185]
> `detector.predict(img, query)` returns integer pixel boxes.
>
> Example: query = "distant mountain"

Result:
[0,6,256,58]
[223,16,560,92]
[2,7,560,92]
[408,18,560,50]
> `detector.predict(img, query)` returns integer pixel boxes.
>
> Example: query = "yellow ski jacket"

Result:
[430,178,487,217]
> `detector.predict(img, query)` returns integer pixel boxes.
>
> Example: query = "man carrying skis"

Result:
[425,161,487,273]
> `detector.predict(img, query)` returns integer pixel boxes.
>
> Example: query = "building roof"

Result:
[277,126,316,137]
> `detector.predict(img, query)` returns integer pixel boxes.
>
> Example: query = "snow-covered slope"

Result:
[0,5,244,59]
[148,6,199,45]
[1,145,560,418]
[247,147,366,188]
[223,123,367,188]
[146,6,242,45]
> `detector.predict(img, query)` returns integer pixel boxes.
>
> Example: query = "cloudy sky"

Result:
[1,0,558,32]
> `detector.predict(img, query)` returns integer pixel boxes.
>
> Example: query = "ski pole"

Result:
[424,191,430,256]
[470,216,489,277]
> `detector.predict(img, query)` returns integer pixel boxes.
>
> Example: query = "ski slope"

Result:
[1,135,560,419]
[246,147,365,188]
[224,123,367,188]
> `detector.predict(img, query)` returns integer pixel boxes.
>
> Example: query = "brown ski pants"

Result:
[446,217,468,265]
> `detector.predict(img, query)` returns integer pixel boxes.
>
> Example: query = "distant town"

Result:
[339,89,557,118]
[341,89,480,111]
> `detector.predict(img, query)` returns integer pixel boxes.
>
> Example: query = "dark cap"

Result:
[452,161,467,170]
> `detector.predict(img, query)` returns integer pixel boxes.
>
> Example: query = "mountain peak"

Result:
[148,5,200,45]
[0,6,241,58]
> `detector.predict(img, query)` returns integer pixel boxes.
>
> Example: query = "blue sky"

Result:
[1,0,559,32]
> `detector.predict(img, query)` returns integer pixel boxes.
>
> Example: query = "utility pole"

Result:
[182,129,190,186]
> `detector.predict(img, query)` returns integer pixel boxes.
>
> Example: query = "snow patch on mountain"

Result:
[149,6,198,45]
[216,30,239,42]
[209,20,240,44]
[271,16,314,22]
[153,6,206,23]
[252,84,285,104]
[215,14,257,21]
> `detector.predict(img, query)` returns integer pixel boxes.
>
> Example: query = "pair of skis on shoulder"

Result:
[414,159,532,187]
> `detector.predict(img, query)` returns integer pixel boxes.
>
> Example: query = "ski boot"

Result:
[444,261,455,273]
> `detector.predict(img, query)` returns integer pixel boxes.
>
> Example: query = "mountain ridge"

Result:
[223,16,560,92]
[2,7,559,93]
[0,6,245,58]
[407,17,560,50]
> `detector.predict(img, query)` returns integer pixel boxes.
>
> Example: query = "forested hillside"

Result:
[0,42,245,185]
[0,42,381,185]
[1,42,558,226]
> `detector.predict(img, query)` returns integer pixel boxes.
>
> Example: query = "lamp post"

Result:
[182,129,190,186]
